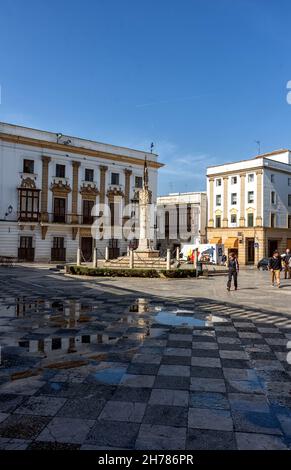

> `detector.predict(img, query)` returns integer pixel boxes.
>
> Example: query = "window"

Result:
[216,179,222,187]
[271,213,276,227]
[85,168,94,182]
[111,172,119,185]
[288,178,291,186]
[18,189,40,222]
[56,164,66,178]
[248,173,254,183]
[135,176,143,188]
[247,213,254,227]
[288,215,291,229]
[231,176,237,185]
[288,195,291,207]
[271,191,276,204]
[82,199,94,224]
[271,174,275,183]
[215,215,221,228]
[23,159,34,174]
[248,191,254,204]
[230,214,237,225]
[216,195,221,206]
[231,193,237,205]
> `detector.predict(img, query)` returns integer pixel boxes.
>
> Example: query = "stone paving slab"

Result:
[1,266,291,449]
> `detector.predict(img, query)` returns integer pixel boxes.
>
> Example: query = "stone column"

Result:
[255,170,263,227]
[124,169,132,206]
[208,178,214,227]
[41,156,51,222]
[72,161,80,224]
[239,173,246,227]
[222,176,228,228]
[99,165,108,205]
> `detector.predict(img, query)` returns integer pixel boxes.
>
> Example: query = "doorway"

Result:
[246,238,255,264]
[109,238,120,259]
[53,198,66,223]
[81,237,93,262]
[51,237,66,262]
[268,239,278,257]
[18,236,34,261]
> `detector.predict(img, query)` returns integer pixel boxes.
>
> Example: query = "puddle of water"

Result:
[154,308,228,327]
[89,366,126,385]
[0,295,229,386]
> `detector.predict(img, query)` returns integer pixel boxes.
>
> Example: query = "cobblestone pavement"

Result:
[0,266,290,450]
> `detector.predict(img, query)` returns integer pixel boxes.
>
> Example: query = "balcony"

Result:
[50,177,71,194]
[44,213,98,225]
[20,172,38,181]
[107,184,124,197]
[80,180,99,196]
[18,212,40,223]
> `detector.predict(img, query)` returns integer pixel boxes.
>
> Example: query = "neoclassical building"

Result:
[156,192,207,252]
[207,149,291,265]
[0,122,162,263]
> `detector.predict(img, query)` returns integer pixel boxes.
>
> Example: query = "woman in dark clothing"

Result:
[227,252,239,291]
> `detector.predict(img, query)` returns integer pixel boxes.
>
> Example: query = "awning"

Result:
[210,237,222,244]
[224,237,238,249]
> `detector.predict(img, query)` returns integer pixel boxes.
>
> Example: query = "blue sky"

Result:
[1,0,291,195]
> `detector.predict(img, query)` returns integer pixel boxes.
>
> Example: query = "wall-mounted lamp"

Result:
[5,205,13,217]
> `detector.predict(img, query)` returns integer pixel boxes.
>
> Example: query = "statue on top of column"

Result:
[143,156,149,190]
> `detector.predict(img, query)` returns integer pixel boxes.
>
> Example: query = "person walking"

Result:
[268,250,282,288]
[284,248,291,280]
[227,252,239,291]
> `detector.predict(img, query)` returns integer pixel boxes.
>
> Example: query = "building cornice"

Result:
[207,164,291,178]
[0,132,164,169]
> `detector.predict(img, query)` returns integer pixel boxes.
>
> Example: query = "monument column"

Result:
[134,157,159,258]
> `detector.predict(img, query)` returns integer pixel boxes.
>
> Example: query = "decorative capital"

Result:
[72,161,81,169]
[42,156,51,164]
[139,189,152,205]
[124,168,132,177]
[99,165,108,173]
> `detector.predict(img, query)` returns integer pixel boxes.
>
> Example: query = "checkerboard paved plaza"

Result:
[0,266,291,450]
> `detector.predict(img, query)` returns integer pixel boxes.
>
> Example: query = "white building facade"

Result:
[156,192,207,252]
[207,149,291,265]
[0,122,162,263]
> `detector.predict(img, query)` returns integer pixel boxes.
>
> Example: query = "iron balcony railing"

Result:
[45,213,98,225]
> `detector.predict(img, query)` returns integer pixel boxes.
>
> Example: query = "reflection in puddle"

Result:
[0,295,227,384]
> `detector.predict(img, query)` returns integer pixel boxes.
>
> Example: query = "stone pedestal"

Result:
[134,250,160,259]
